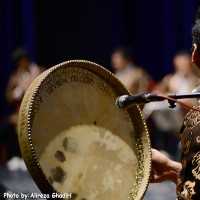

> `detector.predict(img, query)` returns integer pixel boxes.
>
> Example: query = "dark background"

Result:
[0,0,199,117]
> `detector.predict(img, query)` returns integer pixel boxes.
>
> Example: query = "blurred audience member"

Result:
[0,47,44,169]
[111,46,151,94]
[156,50,200,106]
[144,50,200,159]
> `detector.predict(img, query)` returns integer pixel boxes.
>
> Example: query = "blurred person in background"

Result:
[156,50,200,108]
[0,47,44,170]
[150,13,200,199]
[150,8,200,199]
[111,46,152,94]
[143,50,200,159]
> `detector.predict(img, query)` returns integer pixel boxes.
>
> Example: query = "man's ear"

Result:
[191,43,200,77]
[192,43,200,64]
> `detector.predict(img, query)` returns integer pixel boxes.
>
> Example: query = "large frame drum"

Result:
[18,60,151,200]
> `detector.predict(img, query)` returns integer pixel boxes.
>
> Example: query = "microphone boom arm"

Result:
[116,92,200,110]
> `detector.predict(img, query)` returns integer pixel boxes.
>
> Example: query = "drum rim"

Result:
[18,60,151,200]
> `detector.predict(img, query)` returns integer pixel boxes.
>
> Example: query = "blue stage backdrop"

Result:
[0,0,199,117]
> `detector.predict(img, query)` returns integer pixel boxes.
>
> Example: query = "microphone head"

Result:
[115,95,129,109]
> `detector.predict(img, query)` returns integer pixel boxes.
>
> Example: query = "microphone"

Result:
[116,93,163,109]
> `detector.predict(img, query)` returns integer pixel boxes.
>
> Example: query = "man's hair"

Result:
[11,47,30,66]
[174,49,191,58]
[192,7,200,53]
[112,46,133,60]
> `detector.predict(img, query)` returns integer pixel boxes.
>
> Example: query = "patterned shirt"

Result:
[176,103,200,200]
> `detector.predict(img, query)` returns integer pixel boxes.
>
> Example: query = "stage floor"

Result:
[0,165,176,200]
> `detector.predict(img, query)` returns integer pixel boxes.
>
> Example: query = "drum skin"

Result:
[18,60,151,200]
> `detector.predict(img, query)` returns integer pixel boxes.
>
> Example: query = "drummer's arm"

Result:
[151,149,182,184]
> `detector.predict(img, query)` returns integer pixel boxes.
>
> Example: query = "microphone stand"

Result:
[157,93,200,108]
